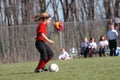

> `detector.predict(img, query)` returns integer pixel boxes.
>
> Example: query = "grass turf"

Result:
[0,57,120,80]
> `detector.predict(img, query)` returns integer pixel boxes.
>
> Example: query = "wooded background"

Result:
[0,0,120,63]
[0,0,120,26]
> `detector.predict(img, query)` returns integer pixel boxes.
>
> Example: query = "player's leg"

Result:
[35,41,48,73]
[109,40,114,56]
[113,40,117,56]
[44,43,54,65]
[99,48,102,57]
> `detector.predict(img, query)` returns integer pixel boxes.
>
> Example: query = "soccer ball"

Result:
[49,63,59,72]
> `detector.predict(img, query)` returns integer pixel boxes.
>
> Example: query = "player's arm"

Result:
[41,33,55,45]
[116,31,118,37]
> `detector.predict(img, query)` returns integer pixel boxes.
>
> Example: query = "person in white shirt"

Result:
[58,48,71,60]
[88,37,97,57]
[107,24,118,56]
[81,37,89,58]
[98,35,109,57]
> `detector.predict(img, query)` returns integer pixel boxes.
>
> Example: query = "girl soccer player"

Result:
[34,12,55,73]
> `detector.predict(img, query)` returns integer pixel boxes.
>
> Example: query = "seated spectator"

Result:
[88,37,97,57]
[58,48,71,60]
[109,19,113,25]
[98,35,109,57]
[81,37,89,58]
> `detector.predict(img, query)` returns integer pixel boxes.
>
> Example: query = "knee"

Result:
[49,53,54,59]
[41,56,48,61]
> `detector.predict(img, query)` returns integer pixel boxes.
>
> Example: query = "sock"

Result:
[36,58,51,70]
[43,58,51,68]
[36,60,45,70]
[45,58,51,64]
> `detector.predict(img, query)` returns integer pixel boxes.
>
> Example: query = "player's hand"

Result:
[48,40,55,45]
[34,36,37,40]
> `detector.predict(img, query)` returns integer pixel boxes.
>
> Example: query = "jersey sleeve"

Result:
[115,30,118,36]
[38,23,45,33]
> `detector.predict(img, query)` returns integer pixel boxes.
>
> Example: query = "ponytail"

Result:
[34,12,51,22]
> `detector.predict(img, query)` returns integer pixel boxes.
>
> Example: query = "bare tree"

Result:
[103,0,113,19]
[3,0,12,26]
[114,0,120,17]
[59,0,75,21]
[88,0,94,20]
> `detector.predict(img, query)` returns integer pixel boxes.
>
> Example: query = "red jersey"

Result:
[36,22,47,42]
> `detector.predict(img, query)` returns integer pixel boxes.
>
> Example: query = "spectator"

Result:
[113,17,120,27]
[58,48,71,60]
[107,24,118,56]
[81,37,89,58]
[88,37,97,57]
[109,19,113,25]
[98,35,109,57]
[110,17,120,30]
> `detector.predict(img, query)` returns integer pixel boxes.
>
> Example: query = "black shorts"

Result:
[35,41,54,60]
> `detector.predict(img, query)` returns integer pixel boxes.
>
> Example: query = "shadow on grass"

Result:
[0,72,35,76]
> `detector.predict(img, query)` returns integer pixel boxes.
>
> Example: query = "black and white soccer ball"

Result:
[49,63,59,72]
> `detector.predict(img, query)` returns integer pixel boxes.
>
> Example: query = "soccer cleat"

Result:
[42,66,48,71]
[34,69,43,73]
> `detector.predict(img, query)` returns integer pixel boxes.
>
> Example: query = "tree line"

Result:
[0,0,120,26]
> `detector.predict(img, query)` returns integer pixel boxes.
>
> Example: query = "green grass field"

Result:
[0,57,120,80]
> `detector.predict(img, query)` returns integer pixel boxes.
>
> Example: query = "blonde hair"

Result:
[34,12,51,22]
